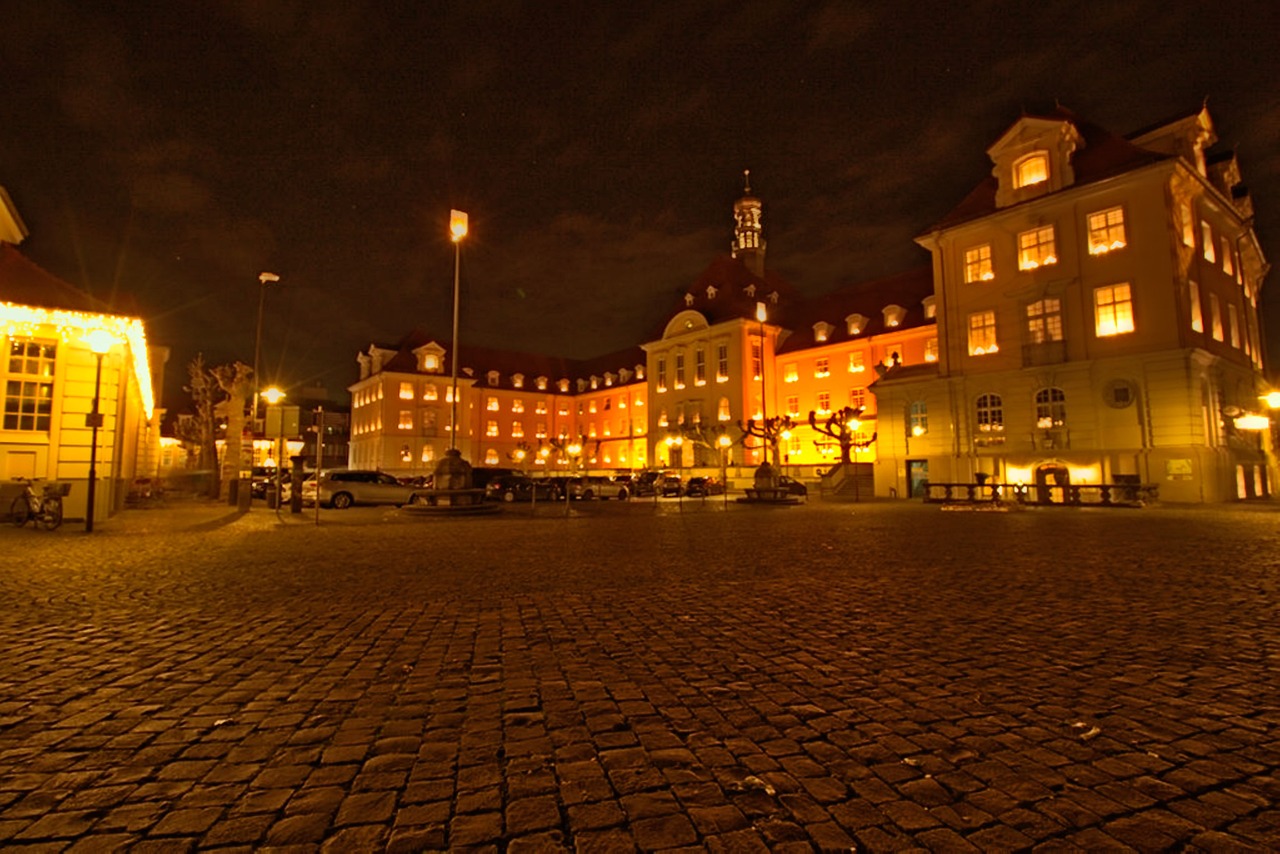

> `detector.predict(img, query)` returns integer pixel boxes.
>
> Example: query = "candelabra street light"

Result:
[83,329,118,533]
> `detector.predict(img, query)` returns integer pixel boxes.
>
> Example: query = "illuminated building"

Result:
[353,107,1270,502]
[0,189,165,524]
[878,106,1270,502]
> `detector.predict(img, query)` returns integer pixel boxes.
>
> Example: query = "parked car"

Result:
[684,476,725,497]
[658,475,683,497]
[250,466,283,498]
[585,475,630,500]
[629,471,661,497]
[471,467,519,490]
[777,475,808,497]
[302,470,423,509]
[485,475,557,502]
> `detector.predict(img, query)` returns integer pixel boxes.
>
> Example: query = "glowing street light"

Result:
[448,210,468,451]
[260,386,286,509]
[84,329,119,533]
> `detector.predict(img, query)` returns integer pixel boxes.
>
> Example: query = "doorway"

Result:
[907,459,929,498]
[1034,463,1069,503]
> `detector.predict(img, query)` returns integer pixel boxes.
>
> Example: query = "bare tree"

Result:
[179,354,221,497]
[212,362,253,501]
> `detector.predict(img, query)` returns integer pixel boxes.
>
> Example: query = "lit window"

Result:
[849,388,866,410]
[487,371,499,387]
[1222,238,1234,276]
[1189,281,1204,332]
[422,410,437,431]
[1228,304,1240,348]
[512,421,524,438]
[486,420,499,437]
[815,357,829,378]
[589,401,597,414]
[558,379,569,393]
[1087,207,1127,254]
[511,399,524,413]
[675,352,685,389]
[695,348,706,385]
[423,383,438,401]
[485,449,499,465]
[925,338,938,362]
[909,401,928,436]
[786,395,800,417]
[716,344,729,381]
[1014,152,1048,188]
[421,446,434,463]
[588,424,597,438]
[486,396,499,411]
[657,356,667,391]
[964,244,994,282]
[967,311,999,355]
[1035,388,1066,428]
[536,376,548,391]
[976,393,1004,434]
[1026,298,1063,343]
[817,391,830,414]
[512,374,524,389]
[718,397,731,421]
[751,341,763,381]
[399,382,415,400]
[784,363,798,383]
[848,352,865,373]
[536,422,547,439]
[400,445,412,462]
[424,354,440,372]
[535,400,547,414]
[1180,202,1194,246]
[398,410,414,430]
[845,314,867,335]
[1210,293,1223,341]
[1018,226,1057,270]
[1201,222,1216,263]
[4,339,56,432]
[1094,284,1135,337]
[813,322,833,342]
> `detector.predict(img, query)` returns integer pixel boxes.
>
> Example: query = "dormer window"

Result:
[706,285,717,299]
[558,378,570,393]
[604,372,615,387]
[922,296,937,320]
[512,373,524,389]
[536,375,548,391]
[845,314,867,336]
[769,291,780,304]
[487,370,500,387]
[882,305,906,328]
[590,376,600,390]
[423,353,440,372]
[684,293,695,306]
[744,283,757,298]
[1014,152,1049,188]
[813,321,833,343]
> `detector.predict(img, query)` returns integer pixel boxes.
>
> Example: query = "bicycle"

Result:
[10,478,68,531]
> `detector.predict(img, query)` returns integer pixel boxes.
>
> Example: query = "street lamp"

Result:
[251,272,280,436]
[261,386,285,510]
[448,210,468,451]
[84,328,118,533]
[718,432,733,506]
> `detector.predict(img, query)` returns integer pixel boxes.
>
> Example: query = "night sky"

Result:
[2,2,1277,409]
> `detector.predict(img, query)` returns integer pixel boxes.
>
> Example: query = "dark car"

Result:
[485,475,557,502]
[658,475,683,497]
[250,466,284,498]
[684,476,725,497]
[629,471,660,497]
[777,475,808,497]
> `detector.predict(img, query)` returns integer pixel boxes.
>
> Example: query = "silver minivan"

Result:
[303,470,421,509]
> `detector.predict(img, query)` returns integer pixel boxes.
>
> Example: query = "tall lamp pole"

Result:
[84,329,117,533]
[448,210,468,451]
[251,272,280,443]
[262,387,286,513]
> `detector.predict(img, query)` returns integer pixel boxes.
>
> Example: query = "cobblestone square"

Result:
[1,499,1278,850]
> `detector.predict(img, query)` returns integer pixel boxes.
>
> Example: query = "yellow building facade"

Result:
[0,191,163,523]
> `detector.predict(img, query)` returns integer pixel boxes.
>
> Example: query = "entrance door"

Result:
[907,460,929,498]
[1034,464,1069,503]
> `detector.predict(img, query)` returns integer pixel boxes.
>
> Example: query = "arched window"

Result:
[1014,151,1049,188]
[976,394,1003,433]
[1035,388,1066,428]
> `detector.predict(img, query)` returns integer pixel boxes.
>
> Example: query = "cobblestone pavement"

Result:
[1,497,1278,851]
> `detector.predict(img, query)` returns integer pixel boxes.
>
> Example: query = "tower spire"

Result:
[731,170,766,277]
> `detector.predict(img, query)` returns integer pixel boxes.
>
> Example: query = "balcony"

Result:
[1022,340,1067,367]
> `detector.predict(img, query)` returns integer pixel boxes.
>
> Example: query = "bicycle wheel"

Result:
[10,495,30,527]
[40,497,63,531]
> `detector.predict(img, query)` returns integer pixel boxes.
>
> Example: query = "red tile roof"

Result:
[0,243,112,313]
[776,265,935,354]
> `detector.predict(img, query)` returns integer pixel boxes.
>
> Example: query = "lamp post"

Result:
[251,272,280,439]
[718,432,732,507]
[84,329,117,533]
[448,210,468,451]
[261,387,285,511]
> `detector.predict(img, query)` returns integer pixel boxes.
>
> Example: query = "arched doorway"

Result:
[1034,463,1069,504]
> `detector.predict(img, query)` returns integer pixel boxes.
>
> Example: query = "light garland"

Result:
[0,301,155,418]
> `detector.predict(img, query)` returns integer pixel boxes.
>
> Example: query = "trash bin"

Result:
[237,471,252,511]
